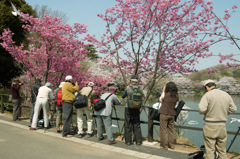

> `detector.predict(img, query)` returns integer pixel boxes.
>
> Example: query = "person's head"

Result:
[108,87,117,94]
[65,75,72,82]
[165,82,178,96]
[130,75,138,84]
[45,82,51,88]
[13,78,19,84]
[88,82,94,87]
[35,78,41,84]
[59,82,65,88]
[204,79,216,92]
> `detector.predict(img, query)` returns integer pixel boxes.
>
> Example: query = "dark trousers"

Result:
[124,107,142,144]
[62,102,73,136]
[30,101,43,123]
[12,99,21,121]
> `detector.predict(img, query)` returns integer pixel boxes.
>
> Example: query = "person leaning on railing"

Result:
[198,79,237,159]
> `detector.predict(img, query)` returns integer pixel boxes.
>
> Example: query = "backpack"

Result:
[94,94,112,111]
[56,88,63,106]
[74,89,93,109]
[127,85,143,109]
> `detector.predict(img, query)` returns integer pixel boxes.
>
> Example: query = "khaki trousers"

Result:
[203,124,227,159]
[159,114,175,148]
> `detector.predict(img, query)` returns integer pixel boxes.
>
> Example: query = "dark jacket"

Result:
[159,92,179,116]
[31,83,41,103]
[11,84,21,99]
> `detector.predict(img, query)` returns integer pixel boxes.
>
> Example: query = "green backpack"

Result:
[127,85,143,109]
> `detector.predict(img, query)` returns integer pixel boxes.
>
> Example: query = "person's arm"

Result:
[112,95,121,105]
[12,84,21,91]
[159,86,165,102]
[69,82,79,93]
[198,95,208,115]
[228,97,237,114]
[122,90,128,99]
[49,90,54,100]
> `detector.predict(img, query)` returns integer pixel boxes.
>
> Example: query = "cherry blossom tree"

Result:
[96,0,228,103]
[0,12,112,91]
[206,4,240,73]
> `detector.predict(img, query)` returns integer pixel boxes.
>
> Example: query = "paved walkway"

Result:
[0,114,189,159]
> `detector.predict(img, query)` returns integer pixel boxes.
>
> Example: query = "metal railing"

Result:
[1,93,240,142]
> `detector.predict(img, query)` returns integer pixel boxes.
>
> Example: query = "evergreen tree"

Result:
[0,0,35,87]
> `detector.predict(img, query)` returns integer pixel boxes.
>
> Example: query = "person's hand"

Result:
[162,86,166,92]
[75,81,78,86]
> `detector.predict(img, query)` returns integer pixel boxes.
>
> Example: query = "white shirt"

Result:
[37,86,54,100]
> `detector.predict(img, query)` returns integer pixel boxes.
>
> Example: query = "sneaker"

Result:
[160,146,168,150]
[63,134,73,138]
[98,136,105,141]
[126,142,131,146]
[108,140,117,145]
[136,142,141,146]
[56,127,61,133]
[29,127,37,130]
[78,133,84,138]
[169,146,175,149]
[87,133,93,138]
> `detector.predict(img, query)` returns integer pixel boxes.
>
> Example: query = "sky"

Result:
[24,0,240,71]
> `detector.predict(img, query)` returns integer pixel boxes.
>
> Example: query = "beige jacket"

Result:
[80,86,95,108]
[199,89,237,124]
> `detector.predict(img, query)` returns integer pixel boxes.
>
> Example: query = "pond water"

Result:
[73,94,240,152]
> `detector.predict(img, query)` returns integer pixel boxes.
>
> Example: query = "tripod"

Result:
[227,126,240,152]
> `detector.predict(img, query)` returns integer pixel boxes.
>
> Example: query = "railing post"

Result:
[1,95,4,114]
[19,102,22,118]
[148,108,153,142]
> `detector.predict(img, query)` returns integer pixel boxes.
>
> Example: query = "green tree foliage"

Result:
[85,45,99,60]
[0,0,35,87]
[187,64,240,82]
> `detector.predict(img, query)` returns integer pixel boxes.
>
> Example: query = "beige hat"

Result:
[59,82,65,88]
[88,82,94,87]
[204,79,215,86]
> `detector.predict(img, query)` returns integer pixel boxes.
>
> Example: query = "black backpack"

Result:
[94,94,112,111]
[74,89,93,109]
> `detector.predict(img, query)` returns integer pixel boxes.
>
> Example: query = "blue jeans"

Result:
[96,115,114,141]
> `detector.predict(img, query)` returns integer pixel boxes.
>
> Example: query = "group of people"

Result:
[21,75,144,146]
[11,75,237,158]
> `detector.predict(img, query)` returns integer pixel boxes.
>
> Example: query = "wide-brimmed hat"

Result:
[13,78,19,82]
[130,75,138,82]
[65,75,72,81]
[45,82,51,87]
[88,82,94,87]
[204,79,215,86]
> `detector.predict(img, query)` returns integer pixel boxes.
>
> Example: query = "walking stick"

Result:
[227,126,240,152]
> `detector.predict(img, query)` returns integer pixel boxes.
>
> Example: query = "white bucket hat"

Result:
[65,75,72,81]
[88,82,94,87]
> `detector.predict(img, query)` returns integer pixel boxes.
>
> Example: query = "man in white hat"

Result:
[77,82,95,138]
[198,79,237,159]
[62,75,79,137]
[30,82,54,130]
